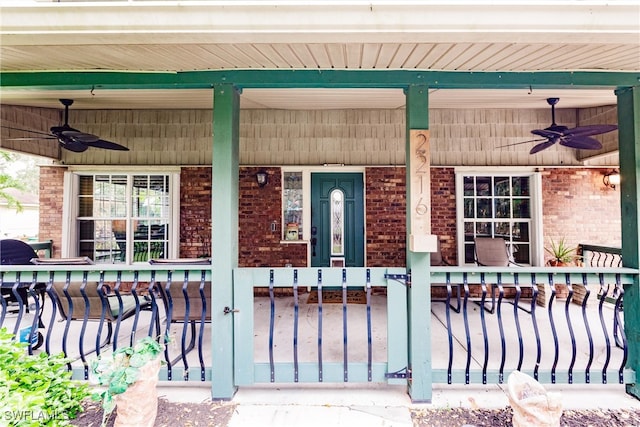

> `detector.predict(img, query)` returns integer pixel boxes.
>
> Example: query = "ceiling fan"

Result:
[1,99,129,153]
[504,98,617,154]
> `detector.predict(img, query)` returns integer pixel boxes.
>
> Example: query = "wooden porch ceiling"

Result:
[0,1,638,110]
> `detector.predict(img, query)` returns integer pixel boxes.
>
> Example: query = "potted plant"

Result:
[545,237,578,267]
[545,237,579,299]
[91,336,164,427]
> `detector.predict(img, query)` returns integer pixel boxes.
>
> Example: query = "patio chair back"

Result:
[0,239,37,265]
[0,239,41,307]
[474,237,512,267]
[430,238,451,266]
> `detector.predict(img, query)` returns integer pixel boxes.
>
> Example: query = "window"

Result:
[282,171,303,240]
[457,172,539,265]
[75,173,176,264]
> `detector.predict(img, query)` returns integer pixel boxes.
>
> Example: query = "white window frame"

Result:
[455,168,543,266]
[63,167,180,264]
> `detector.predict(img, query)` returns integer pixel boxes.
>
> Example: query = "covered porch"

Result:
[1,1,640,405]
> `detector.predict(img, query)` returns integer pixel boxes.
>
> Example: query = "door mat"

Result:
[307,290,367,304]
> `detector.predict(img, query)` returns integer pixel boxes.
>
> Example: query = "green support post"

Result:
[211,84,240,399]
[617,86,640,399]
[404,85,432,402]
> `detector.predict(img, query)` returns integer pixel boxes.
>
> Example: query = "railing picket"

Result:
[615,274,627,384]
[480,273,489,384]
[462,273,471,384]
[342,268,348,382]
[163,271,174,381]
[530,273,541,381]
[180,271,191,379]
[513,273,524,371]
[269,269,275,382]
[597,274,611,384]
[127,270,142,347]
[548,273,559,384]
[198,269,207,381]
[25,273,41,355]
[10,276,22,338]
[496,274,506,383]
[78,271,91,379]
[445,272,454,384]
[293,269,299,383]
[44,272,57,356]
[317,269,323,382]
[110,270,122,350]
[580,274,593,384]
[564,274,577,384]
[147,271,160,338]
[366,269,372,382]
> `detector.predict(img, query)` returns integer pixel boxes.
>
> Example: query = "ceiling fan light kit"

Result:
[2,99,129,153]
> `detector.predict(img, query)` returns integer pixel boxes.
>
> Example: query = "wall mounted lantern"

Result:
[603,170,620,189]
[256,170,269,187]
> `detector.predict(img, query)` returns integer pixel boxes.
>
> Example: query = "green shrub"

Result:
[0,327,90,426]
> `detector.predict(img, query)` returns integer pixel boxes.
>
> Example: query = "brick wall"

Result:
[365,167,406,266]
[38,166,66,258]
[541,168,621,263]
[238,167,308,267]
[179,167,212,258]
[37,165,620,269]
[431,168,457,264]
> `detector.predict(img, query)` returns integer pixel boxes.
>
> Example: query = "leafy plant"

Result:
[545,237,578,264]
[90,336,164,425]
[0,327,90,426]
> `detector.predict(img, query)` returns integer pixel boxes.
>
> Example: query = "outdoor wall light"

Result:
[603,170,620,189]
[256,170,269,187]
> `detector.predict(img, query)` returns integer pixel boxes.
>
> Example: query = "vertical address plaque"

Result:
[409,129,437,252]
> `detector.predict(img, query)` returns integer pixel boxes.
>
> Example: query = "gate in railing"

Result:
[232,267,408,385]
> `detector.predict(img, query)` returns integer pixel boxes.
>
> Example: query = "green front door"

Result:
[310,173,364,267]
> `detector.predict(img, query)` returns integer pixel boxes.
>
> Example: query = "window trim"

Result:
[455,168,543,266]
[64,168,180,264]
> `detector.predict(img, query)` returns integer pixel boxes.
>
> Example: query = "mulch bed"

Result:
[71,398,236,427]
[411,407,640,426]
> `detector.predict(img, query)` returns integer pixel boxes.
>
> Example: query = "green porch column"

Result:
[617,86,640,398]
[404,85,432,402]
[211,83,240,399]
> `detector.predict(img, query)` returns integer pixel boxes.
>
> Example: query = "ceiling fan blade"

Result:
[564,124,618,138]
[531,128,563,139]
[529,140,557,154]
[58,137,90,152]
[559,135,603,150]
[61,130,100,143]
[498,138,548,148]
[83,139,130,151]
[1,125,53,138]
[4,137,56,141]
